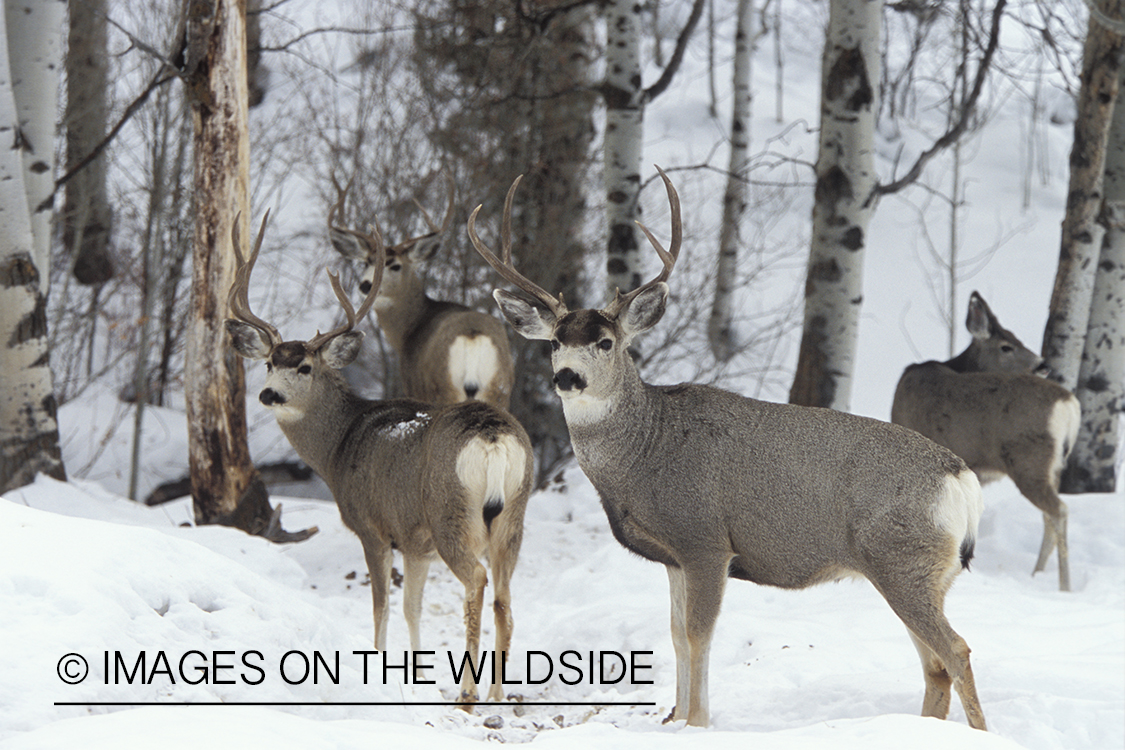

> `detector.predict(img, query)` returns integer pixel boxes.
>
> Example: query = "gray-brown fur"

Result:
[892,292,1080,591]
[328,173,514,408]
[227,217,532,707]
[470,167,988,730]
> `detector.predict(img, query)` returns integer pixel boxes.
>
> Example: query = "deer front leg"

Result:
[363,543,393,651]
[680,560,728,728]
[664,565,690,723]
[402,553,432,652]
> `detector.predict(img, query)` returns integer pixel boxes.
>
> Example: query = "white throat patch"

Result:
[558,390,612,425]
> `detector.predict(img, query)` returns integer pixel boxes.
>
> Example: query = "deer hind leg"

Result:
[485,507,524,702]
[401,553,433,653]
[363,543,393,651]
[1009,466,1070,592]
[874,564,987,730]
[445,554,489,710]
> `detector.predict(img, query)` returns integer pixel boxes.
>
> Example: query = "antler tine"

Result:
[307,224,386,352]
[228,210,281,345]
[468,174,566,315]
[330,172,385,256]
[605,166,682,315]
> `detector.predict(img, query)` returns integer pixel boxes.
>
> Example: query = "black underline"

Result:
[55,701,657,707]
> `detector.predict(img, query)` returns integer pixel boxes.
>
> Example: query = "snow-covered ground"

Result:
[4,2,1122,749]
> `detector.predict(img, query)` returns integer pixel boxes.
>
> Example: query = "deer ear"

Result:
[965,292,992,340]
[493,289,557,340]
[322,330,364,369]
[226,320,273,360]
[329,227,374,262]
[406,234,442,263]
[619,282,668,340]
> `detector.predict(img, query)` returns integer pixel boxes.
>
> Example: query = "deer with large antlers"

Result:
[329,172,515,408]
[892,292,1081,591]
[226,214,533,706]
[469,167,988,730]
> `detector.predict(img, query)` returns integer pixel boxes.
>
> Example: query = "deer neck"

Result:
[273,380,362,480]
[943,345,980,373]
[373,283,433,354]
[562,363,657,475]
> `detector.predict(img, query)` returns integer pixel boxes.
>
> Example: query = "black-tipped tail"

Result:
[483,497,503,531]
[960,536,976,571]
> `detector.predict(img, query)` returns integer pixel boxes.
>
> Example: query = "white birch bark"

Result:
[1041,4,1124,391]
[788,0,881,411]
[1065,59,1125,493]
[5,0,64,287]
[0,8,65,492]
[603,0,645,298]
[709,0,754,362]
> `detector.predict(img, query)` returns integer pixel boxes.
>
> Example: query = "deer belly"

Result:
[448,335,500,400]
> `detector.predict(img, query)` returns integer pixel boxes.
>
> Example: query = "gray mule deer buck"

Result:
[891,292,1081,592]
[469,168,988,730]
[226,213,533,706]
[329,172,515,408]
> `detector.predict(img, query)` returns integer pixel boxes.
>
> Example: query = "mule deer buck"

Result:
[892,292,1081,592]
[329,172,515,409]
[226,213,533,705]
[469,168,988,730]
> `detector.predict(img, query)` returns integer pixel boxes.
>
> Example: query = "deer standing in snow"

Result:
[892,292,1081,591]
[226,214,533,706]
[329,172,514,408]
[468,168,988,730]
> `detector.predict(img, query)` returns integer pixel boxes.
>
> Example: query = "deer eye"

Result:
[550,339,561,352]
[1000,344,1014,353]
[598,338,613,351]
[298,364,312,375]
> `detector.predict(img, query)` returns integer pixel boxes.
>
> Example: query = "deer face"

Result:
[962,292,1044,374]
[226,329,363,423]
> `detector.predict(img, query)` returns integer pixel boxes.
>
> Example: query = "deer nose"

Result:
[554,368,586,392]
[359,280,372,295]
[260,388,286,407]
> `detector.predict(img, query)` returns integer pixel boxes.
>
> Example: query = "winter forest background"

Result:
[0,0,1122,748]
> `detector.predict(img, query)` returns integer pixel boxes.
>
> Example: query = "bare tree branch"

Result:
[1084,0,1125,35]
[644,0,707,102]
[869,0,1007,202]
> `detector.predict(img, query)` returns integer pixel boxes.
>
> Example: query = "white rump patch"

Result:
[932,469,983,546]
[455,433,528,512]
[448,335,500,399]
[1049,395,1082,476]
[381,412,431,440]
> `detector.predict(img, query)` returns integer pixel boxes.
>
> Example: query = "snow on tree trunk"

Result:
[1063,58,1125,494]
[709,0,754,363]
[1041,4,1124,392]
[6,0,64,288]
[788,0,881,412]
[64,0,114,285]
[603,0,645,298]
[183,0,256,525]
[0,9,65,492]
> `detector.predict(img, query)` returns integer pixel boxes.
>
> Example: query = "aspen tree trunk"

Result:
[183,0,256,525]
[709,0,754,362]
[0,7,65,492]
[603,0,645,298]
[789,0,881,411]
[1063,57,1125,494]
[1041,2,1125,392]
[64,0,114,285]
[5,0,63,289]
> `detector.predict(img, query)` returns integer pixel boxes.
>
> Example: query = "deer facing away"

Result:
[329,172,515,409]
[891,291,1081,591]
[469,168,988,730]
[226,214,533,705]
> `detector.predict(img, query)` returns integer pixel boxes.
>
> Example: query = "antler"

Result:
[329,172,385,258]
[392,168,456,254]
[307,228,385,352]
[603,165,682,318]
[229,210,282,346]
[468,174,568,316]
